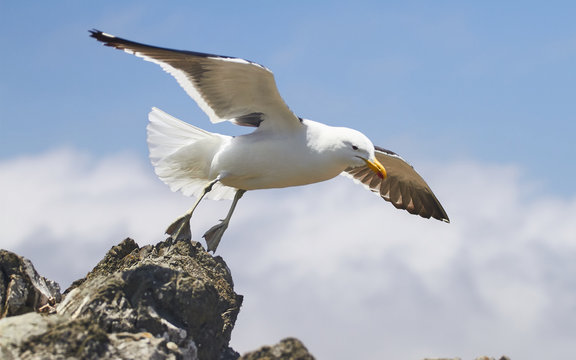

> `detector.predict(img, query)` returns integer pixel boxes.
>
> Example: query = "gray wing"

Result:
[344,146,450,222]
[90,30,299,129]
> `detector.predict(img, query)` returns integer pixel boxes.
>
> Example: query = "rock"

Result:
[4,236,508,360]
[0,237,246,360]
[0,249,61,318]
[239,337,315,360]
[58,237,242,359]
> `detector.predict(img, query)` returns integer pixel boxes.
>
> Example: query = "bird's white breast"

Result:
[211,123,348,190]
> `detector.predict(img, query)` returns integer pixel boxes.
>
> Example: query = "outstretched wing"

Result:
[90,30,300,130]
[344,146,450,222]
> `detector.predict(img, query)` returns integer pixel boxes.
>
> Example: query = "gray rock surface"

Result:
[1,238,248,359]
[0,238,508,360]
[0,249,61,317]
[239,337,315,360]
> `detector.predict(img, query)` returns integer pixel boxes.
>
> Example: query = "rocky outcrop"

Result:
[59,238,241,359]
[240,338,315,360]
[0,250,61,318]
[0,237,507,360]
[0,237,314,360]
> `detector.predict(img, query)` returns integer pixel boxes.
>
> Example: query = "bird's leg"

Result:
[165,178,220,242]
[203,189,246,252]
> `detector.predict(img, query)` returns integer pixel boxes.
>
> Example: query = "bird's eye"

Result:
[352,145,359,150]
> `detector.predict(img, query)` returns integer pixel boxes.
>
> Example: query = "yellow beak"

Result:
[363,158,387,179]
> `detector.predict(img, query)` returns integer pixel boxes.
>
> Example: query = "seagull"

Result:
[90,30,449,252]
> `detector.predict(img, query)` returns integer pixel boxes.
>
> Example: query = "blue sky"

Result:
[1,2,576,359]
[2,1,575,194]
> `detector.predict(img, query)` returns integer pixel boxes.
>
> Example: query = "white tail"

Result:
[146,107,236,200]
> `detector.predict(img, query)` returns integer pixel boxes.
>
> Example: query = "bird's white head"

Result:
[331,127,387,179]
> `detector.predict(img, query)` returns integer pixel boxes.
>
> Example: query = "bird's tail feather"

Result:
[147,107,236,200]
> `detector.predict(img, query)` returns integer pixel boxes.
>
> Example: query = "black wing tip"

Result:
[393,191,450,224]
[89,29,120,47]
[429,206,450,223]
[395,202,450,224]
[424,198,450,223]
[434,199,450,223]
[89,29,108,40]
[87,29,269,70]
[435,214,451,223]
[374,146,399,157]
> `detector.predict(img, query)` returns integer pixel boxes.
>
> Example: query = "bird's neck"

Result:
[303,120,345,154]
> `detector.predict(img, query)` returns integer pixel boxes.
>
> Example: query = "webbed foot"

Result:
[165,214,192,242]
[202,220,229,252]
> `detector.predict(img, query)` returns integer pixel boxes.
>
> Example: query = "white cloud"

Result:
[0,149,230,282]
[1,149,575,360]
